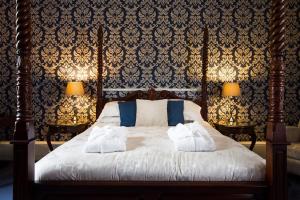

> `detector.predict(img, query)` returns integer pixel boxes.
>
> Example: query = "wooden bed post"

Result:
[266,0,287,200]
[201,27,209,121]
[96,25,104,118]
[12,0,35,200]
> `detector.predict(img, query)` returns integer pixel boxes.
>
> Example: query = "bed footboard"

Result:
[34,181,267,200]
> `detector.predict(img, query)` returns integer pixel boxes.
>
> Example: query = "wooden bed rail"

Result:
[96,25,104,118]
[266,0,288,199]
[200,27,209,121]
[12,0,35,200]
[13,0,287,199]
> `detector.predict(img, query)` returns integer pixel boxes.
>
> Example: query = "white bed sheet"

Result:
[35,121,265,182]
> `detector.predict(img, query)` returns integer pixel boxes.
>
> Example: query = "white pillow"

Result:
[183,100,204,122]
[97,99,204,125]
[98,116,120,124]
[135,99,168,127]
[97,101,119,121]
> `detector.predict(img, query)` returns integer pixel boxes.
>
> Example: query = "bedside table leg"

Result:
[250,134,257,151]
[46,132,53,151]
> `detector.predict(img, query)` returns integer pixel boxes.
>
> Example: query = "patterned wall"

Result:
[0,0,299,141]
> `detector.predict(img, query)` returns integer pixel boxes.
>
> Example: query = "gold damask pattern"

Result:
[0,0,299,141]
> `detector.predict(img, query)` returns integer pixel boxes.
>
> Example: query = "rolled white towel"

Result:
[168,123,193,141]
[172,133,216,152]
[168,122,216,152]
[85,125,128,153]
[88,125,127,141]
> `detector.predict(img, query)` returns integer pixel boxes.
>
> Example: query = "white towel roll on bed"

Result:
[168,122,216,152]
[85,125,128,153]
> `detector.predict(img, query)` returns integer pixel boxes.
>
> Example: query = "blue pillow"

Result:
[118,101,136,127]
[168,100,184,126]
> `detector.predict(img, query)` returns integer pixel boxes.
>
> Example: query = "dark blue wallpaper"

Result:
[0,0,299,141]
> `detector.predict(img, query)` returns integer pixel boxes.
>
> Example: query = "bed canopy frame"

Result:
[95,25,209,121]
[13,0,287,199]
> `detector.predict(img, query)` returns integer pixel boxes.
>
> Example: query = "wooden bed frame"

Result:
[12,0,287,199]
[95,25,209,121]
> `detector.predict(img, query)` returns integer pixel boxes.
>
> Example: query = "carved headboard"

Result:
[96,26,209,121]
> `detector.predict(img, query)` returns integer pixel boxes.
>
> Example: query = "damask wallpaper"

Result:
[0,0,299,141]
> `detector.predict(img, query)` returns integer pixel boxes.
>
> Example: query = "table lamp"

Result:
[65,81,84,123]
[222,82,241,125]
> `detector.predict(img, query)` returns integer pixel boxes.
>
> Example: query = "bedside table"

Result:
[46,120,89,151]
[214,122,257,151]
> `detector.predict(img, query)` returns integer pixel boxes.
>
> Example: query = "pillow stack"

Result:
[98,99,203,127]
[118,99,187,127]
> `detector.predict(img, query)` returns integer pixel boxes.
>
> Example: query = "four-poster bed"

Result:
[12,0,287,199]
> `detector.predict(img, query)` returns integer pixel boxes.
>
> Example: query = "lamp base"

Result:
[73,116,77,124]
[229,116,234,126]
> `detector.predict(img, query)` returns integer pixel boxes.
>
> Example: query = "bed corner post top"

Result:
[201,26,209,121]
[266,0,287,199]
[96,25,104,119]
[12,0,35,200]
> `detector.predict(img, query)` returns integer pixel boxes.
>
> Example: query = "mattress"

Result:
[35,121,265,182]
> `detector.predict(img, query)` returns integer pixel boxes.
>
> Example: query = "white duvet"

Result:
[35,121,265,182]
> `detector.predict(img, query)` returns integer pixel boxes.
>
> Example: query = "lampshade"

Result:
[65,81,84,96]
[222,82,241,97]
